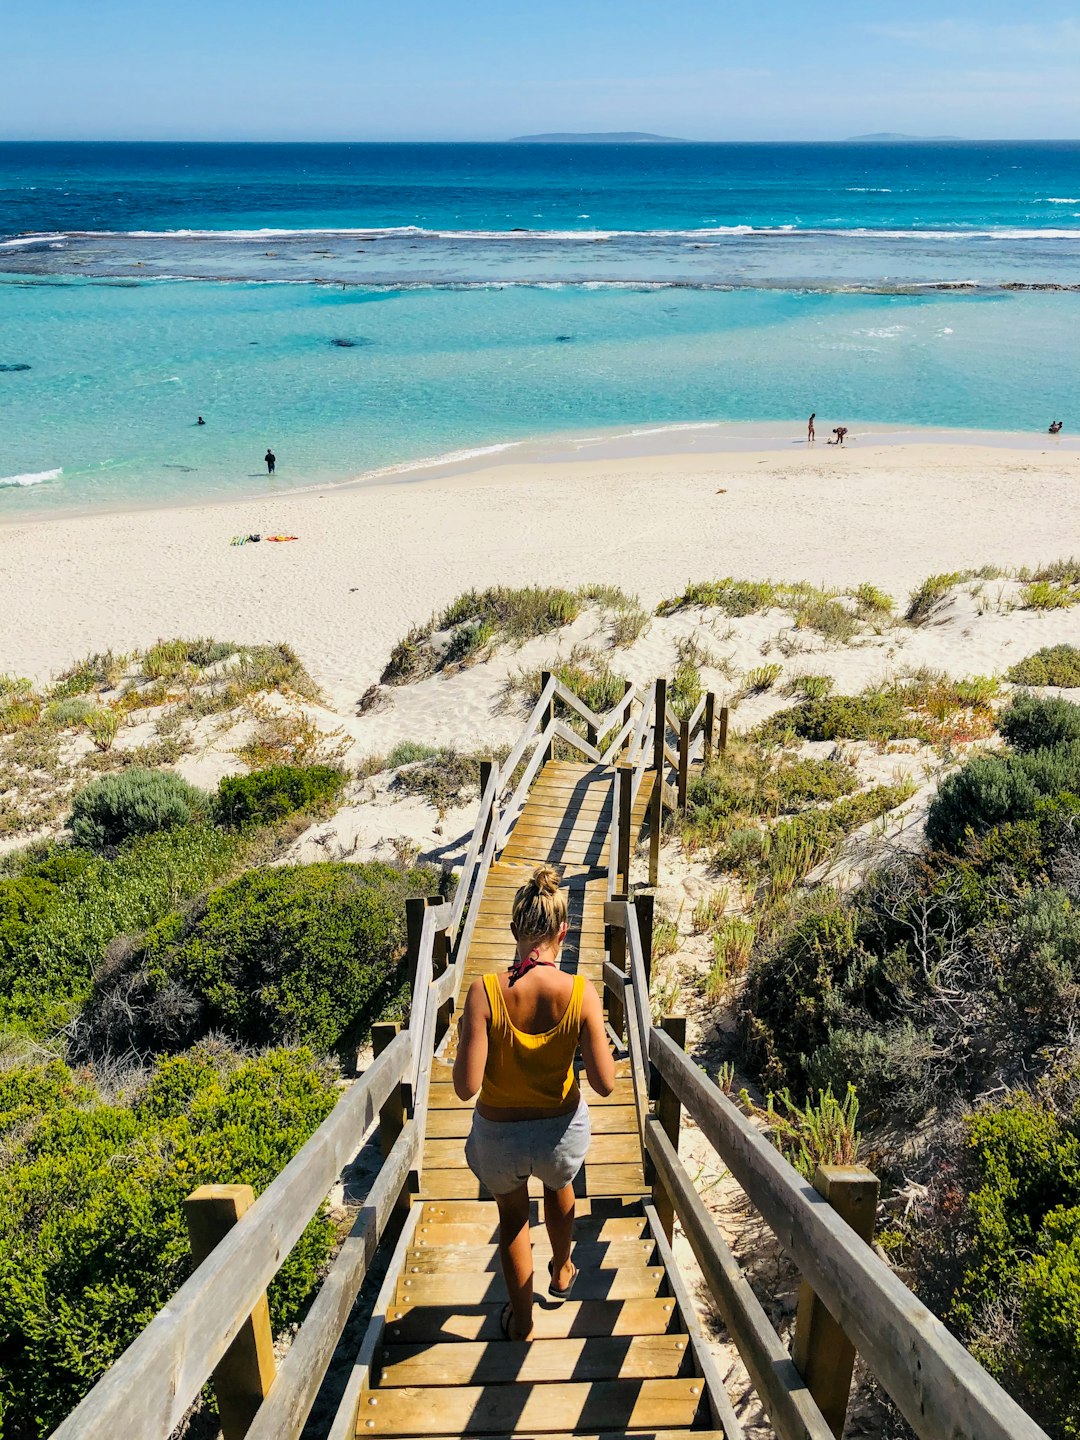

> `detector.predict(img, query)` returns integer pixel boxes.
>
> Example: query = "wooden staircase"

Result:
[356,760,726,1440]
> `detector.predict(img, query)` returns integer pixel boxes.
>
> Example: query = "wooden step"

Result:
[375,1333,690,1387]
[394,1266,665,1306]
[413,1213,648,1248]
[418,1163,646,1201]
[382,1296,678,1344]
[357,1377,704,1434]
[426,1105,638,1139]
[423,1133,640,1171]
[403,1239,656,1273]
[426,1082,634,1109]
[417,1197,643,1224]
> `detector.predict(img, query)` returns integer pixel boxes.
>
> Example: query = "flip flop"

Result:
[500,1302,518,1340]
[548,1259,578,1299]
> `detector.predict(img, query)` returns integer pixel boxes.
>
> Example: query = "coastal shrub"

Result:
[933,1084,1080,1437]
[742,663,782,695]
[905,570,967,624]
[1021,581,1076,612]
[84,707,120,751]
[790,590,860,643]
[70,768,211,849]
[1008,645,1080,688]
[43,695,96,728]
[0,1045,338,1437]
[926,742,1080,852]
[852,582,895,618]
[743,1084,862,1180]
[999,695,1080,755]
[755,691,928,744]
[783,672,835,701]
[669,657,703,720]
[50,649,128,699]
[657,577,778,618]
[0,825,249,1031]
[504,649,627,722]
[78,861,446,1058]
[216,763,346,829]
[386,740,441,768]
[391,748,483,815]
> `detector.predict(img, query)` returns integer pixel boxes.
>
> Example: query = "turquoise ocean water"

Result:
[2,142,1080,514]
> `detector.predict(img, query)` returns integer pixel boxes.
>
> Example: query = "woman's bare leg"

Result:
[495,1185,534,1339]
[543,1182,576,1290]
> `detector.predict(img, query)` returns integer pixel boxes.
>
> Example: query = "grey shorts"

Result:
[465,1098,591,1196]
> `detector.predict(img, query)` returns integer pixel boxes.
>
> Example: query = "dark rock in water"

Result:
[330,337,373,348]
[162,464,196,472]
[554,335,574,343]
[0,363,31,372]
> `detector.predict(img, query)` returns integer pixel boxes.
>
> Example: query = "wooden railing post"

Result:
[428,897,452,1042]
[718,704,730,754]
[791,1165,880,1437]
[405,895,427,997]
[703,693,716,767]
[677,717,690,808]
[635,892,655,994]
[650,1016,686,1241]
[540,670,555,765]
[649,677,667,887]
[606,891,629,1036]
[621,679,633,757]
[184,1185,276,1440]
[372,1023,412,1226]
[617,763,633,892]
[479,758,495,847]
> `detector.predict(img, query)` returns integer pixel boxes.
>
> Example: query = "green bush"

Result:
[79,861,446,1057]
[941,1085,1080,1436]
[999,695,1080,755]
[755,691,928,744]
[70,768,211,849]
[1008,645,1080,688]
[657,578,778,618]
[0,825,249,1031]
[926,742,1080,852]
[0,1046,337,1437]
[216,763,346,829]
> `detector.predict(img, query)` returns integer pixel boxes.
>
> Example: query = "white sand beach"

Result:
[2,439,1077,711]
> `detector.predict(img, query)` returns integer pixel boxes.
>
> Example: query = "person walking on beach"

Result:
[453,865,615,1341]
[265,448,276,475]
[808,413,815,444]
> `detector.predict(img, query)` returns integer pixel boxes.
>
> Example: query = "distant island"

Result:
[845,132,964,143]
[508,131,692,144]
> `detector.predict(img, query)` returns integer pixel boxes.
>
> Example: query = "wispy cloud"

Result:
[863,17,1080,56]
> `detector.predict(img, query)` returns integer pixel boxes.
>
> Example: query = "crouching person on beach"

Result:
[453,864,616,1340]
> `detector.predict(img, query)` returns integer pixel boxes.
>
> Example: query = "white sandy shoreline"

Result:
[1,437,1078,711]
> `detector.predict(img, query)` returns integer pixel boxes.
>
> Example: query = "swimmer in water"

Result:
[197,416,205,426]
[265,449,276,475]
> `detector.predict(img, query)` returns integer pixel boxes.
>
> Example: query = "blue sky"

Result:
[4,0,1080,141]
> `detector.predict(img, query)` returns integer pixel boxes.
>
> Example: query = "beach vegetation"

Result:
[657,578,779,618]
[741,663,783,695]
[217,763,346,830]
[76,860,446,1059]
[669,655,703,721]
[84,707,121,751]
[502,646,628,725]
[691,887,729,934]
[390,747,488,816]
[998,694,1080,754]
[0,1044,338,1437]
[50,649,129,699]
[740,1083,862,1180]
[852,582,895,617]
[1008,645,1080,688]
[236,700,349,770]
[1021,580,1077,611]
[70,769,212,850]
[705,916,756,1001]
[1019,557,1080,586]
[782,672,835,701]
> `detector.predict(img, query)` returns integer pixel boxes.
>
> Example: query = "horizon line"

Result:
[4,135,1080,145]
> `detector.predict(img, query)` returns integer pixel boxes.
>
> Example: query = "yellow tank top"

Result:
[478,972,585,1110]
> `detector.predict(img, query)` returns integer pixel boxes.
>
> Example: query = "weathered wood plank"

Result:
[395,1265,665,1305]
[418,1162,646,1201]
[417,1196,643,1224]
[412,1217,647,1248]
[357,1377,703,1435]
[376,1334,690,1387]
[423,1132,640,1169]
[426,1105,639,1138]
[383,1296,678,1343]
[402,1239,655,1273]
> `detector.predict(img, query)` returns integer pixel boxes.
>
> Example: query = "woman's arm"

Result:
[452,978,490,1101]
[578,981,616,1097]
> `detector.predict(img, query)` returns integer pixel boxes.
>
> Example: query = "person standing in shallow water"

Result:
[808,413,815,444]
[264,448,276,475]
[453,866,616,1341]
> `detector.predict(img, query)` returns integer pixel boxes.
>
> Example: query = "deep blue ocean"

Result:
[2,142,1080,513]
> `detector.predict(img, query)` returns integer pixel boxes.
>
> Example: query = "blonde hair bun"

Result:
[511,864,568,940]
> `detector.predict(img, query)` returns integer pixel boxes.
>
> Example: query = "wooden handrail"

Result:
[447,762,499,941]
[495,672,558,794]
[687,694,708,733]
[496,713,560,845]
[552,676,636,737]
[647,1027,1052,1440]
[49,1030,414,1440]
